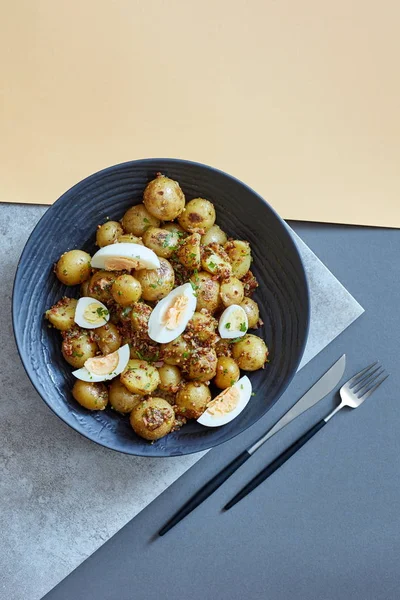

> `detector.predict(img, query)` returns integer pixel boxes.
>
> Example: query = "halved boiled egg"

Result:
[72,343,130,382]
[148,283,196,344]
[91,243,160,271]
[218,304,248,339]
[197,376,252,427]
[74,297,110,329]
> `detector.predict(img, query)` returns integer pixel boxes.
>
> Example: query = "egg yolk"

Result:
[227,309,244,330]
[103,257,140,271]
[85,350,119,375]
[83,303,108,325]
[163,295,189,330]
[206,386,240,416]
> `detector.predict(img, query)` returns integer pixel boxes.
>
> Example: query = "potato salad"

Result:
[45,173,268,442]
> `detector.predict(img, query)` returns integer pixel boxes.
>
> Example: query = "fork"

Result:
[224,362,388,510]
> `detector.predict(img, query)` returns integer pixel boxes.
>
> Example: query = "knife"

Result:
[159,354,346,536]
[247,354,346,454]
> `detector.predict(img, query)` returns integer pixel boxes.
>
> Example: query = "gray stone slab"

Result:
[0,205,362,600]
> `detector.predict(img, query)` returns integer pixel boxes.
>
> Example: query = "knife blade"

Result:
[248,354,346,454]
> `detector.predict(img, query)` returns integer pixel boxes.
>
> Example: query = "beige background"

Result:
[1,0,399,227]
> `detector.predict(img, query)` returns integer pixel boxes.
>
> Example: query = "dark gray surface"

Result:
[45,222,400,600]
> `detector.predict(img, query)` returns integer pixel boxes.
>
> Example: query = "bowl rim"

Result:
[12,157,310,457]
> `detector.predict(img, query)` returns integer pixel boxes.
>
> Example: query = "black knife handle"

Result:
[224,419,326,510]
[159,450,251,536]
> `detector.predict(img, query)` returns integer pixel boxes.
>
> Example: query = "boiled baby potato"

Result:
[177,233,201,269]
[214,356,240,389]
[121,203,160,237]
[162,222,187,236]
[186,311,217,343]
[190,271,220,314]
[175,382,211,419]
[111,274,142,306]
[109,377,142,413]
[96,221,124,247]
[215,338,233,358]
[220,277,244,307]
[72,380,108,411]
[201,224,227,246]
[45,297,77,331]
[130,302,152,334]
[224,240,252,279]
[130,397,175,441]
[55,250,91,286]
[143,174,185,221]
[178,198,216,234]
[88,270,116,303]
[121,359,160,394]
[117,233,144,245]
[232,334,268,371]
[240,297,260,329]
[161,335,191,366]
[135,257,175,301]
[158,364,182,393]
[201,243,232,279]
[80,279,90,297]
[187,348,217,382]
[142,227,180,258]
[62,329,98,368]
[94,322,121,354]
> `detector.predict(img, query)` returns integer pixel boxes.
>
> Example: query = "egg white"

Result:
[74,297,110,329]
[91,243,160,271]
[197,376,252,427]
[148,283,197,344]
[218,305,248,339]
[72,344,130,382]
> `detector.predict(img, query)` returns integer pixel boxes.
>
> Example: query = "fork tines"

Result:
[349,362,388,399]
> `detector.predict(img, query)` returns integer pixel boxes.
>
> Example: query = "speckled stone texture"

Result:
[0,204,362,600]
[1,205,206,600]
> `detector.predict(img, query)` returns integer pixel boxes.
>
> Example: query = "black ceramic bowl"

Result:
[13,159,309,457]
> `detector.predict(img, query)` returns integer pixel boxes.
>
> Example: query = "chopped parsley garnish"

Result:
[239,322,247,332]
[190,280,199,292]
[225,322,231,329]
[149,283,158,289]
[72,351,83,358]
[229,337,242,344]
[251,392,256,396]
[135,349,159,363]
[162,233,173,248]
[96,307,109,319]
[143,218,150,224]
[182,352,190,359]
[208,261,216,270]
